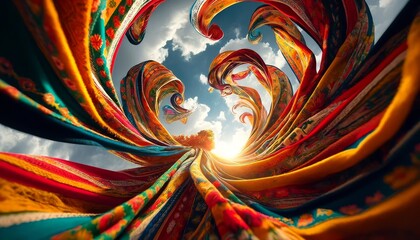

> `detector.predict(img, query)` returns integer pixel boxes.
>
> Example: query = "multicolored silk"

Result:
[0,0,419,239]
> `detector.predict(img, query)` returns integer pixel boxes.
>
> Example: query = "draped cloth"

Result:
[0,0,419,239]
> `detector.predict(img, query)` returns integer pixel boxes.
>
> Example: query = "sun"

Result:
[212,143,242,159]
[211,136,248,159]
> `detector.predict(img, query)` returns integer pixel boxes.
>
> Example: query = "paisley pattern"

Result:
[0,0,419,239]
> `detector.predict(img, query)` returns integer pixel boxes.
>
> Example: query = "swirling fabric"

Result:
[0,0,419,239]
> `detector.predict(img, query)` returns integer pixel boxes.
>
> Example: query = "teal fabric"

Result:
[0,216,95,240]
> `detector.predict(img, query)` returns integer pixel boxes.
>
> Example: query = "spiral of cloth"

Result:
[0,0,419,239]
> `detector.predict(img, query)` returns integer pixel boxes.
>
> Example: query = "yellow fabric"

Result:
[0,179,110,213]
[293,182,420,238]
[104,0,123,24]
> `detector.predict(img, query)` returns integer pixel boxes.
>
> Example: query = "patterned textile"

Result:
[0,0,419,239]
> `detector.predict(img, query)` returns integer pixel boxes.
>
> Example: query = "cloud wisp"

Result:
[0,124,138,170]
[220,37,286,69]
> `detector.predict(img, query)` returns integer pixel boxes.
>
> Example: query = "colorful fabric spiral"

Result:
[0,0,419,239]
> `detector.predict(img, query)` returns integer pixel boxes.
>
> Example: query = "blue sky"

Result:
[0,0,408,169]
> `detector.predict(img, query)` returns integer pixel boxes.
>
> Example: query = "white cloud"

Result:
[379,0,392,8]
[183,97,222,137]
[315,51,322,72]
[171,12,217,61]
[199,74,208,85]
[165,97,222,138]
[366,0,409,42]
[219,37,286,69]
[181,96,199,110]
[0,124,72,159]
[147,48,169,63]
[217,111,226,121]
[234,27,241,38]
[120,3,191,63]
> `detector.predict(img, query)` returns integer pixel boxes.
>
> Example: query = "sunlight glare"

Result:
[211,128,250,159]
